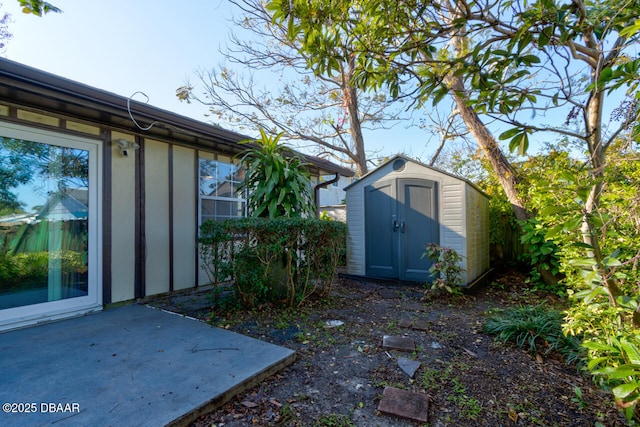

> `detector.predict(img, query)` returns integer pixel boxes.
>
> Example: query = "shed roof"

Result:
[0,58,354,178]
[344,154,488,197]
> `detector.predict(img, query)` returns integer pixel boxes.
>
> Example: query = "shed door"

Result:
[364,178,438,281]
[398,179,438,281]
[364,180,397,278]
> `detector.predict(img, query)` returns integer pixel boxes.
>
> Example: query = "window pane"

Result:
[199,159,219,196]
[0,137,89,309]
[199,158,246,223]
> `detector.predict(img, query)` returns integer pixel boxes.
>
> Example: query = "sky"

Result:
[1,0,435,163]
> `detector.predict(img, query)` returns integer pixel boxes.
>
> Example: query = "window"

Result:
[199,157,246,223]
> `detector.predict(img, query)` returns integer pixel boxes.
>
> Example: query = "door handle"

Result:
[392,219,400,232]
[399,221,405,233]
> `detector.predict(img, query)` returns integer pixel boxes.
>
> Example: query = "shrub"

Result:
[237,129,315,218]
[423,243,464,295]
[199,217,347,308]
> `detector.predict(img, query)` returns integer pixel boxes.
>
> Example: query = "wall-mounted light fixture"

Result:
[116,139,140,157]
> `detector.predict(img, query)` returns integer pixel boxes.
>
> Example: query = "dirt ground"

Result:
[147,270,627,427]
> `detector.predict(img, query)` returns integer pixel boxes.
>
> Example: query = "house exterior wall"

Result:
[0,58,353,331]
[144,139,171,296]
[345,156,489,285]
[110,131,137,302]
[0,109,235,312]
[171,145,197,291]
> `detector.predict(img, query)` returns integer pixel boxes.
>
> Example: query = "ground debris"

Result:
[149,270,627,427]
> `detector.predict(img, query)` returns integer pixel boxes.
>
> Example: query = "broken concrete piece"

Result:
[378,288,401,299]
[402,301,425,312]
[398,357,421,378]
[382,335,416,352]
[399,318,431,332]
[398,317,415,328]
[325,320,344,328]
[377,386,429,422]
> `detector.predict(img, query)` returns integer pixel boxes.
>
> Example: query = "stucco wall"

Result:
[172,145,197,291]
[144,139,171,296]
[110,131,137,302]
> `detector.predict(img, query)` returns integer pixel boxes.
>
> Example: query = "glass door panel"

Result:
[0,136,90,310]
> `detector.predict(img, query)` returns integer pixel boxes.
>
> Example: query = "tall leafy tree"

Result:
[269,0,640,416]
[177,0,418,176]
[269,0,640,293]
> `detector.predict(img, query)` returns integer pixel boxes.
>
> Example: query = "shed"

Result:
[344,155,490,285]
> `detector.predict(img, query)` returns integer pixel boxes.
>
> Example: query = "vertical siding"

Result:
[110,131,137,302]
[144,139,171,296]
[464,186,490,283]
[346,188,365,275]
[440,179,467,282]
[172,146,196,290]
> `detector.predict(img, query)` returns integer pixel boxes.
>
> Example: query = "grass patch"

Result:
[483,304,584,364]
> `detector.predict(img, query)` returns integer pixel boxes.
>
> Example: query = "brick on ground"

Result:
[377,386,429,423]
[382,335,416,352]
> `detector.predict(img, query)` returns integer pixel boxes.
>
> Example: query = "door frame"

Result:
[0,122,103,331]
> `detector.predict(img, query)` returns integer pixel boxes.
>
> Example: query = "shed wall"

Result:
[347,160,468,278]
[465,186,490,283]
[440,180,466,283]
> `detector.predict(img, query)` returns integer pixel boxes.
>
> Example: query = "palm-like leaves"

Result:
[238,129,314,218]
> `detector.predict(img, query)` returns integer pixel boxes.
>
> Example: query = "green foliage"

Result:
[484,305,584,364]
[423,243,464,295]
[565,299,640,421]
[238,129,314,218]
[0,250,85,290]
[17,0,61,16]
[313,413,355,427]
[199,217,347,308]
[519,218,564,295]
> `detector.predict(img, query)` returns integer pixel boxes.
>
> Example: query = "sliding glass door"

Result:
[0,123,101,329]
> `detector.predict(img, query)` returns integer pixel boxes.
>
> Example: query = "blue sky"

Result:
[3,0,227,121]
[1,0,436,163]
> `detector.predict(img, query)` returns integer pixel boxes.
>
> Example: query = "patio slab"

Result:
[0,304,296,427]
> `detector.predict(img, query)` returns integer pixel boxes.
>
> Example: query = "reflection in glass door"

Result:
[0,123,100,328]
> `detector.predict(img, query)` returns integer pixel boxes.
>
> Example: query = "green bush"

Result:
[199,217,347,308]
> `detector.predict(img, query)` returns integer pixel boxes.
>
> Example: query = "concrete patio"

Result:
[0,304,296,426]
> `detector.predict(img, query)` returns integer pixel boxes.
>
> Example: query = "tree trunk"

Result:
[345,83,368,176]
[446,75,562,287]
[583,81,624,305]
[447,77,529,222]
[345,58,368,176]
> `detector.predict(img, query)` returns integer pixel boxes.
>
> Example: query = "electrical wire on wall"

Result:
[127,91,160,131]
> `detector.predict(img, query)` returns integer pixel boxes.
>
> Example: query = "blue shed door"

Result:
[365,178,438,282]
